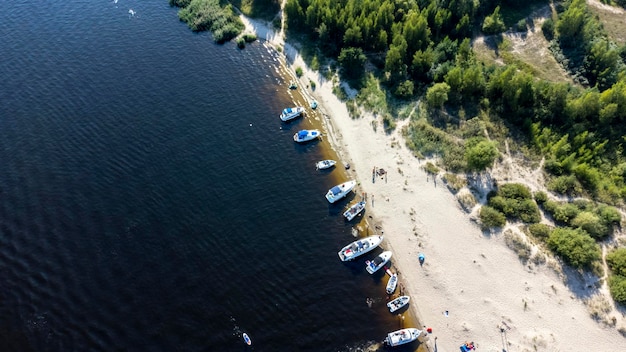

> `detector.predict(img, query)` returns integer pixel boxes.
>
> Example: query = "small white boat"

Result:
[316,159,336,170]
[386,273,398,294]
[293,129,320,143]
[343,200,365,221]
[280,106,305,122]
[325,180,356,203]
[365,251,392,274]
[387,295,410,313]
[338,235,384,262]
[385,328,421,346]
[242,332,251,345]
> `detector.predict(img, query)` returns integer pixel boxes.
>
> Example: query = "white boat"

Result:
[316,159,336,170]
[386,273,398,294]
[387,295,410,313]
[343,200,365,221]
[325,180,356,203]
[337,235,384,262]
[242,332,251,345]
[280,106,305,122]
[385,328,421,346]
[293,129,320,143]
[365,251,392,274]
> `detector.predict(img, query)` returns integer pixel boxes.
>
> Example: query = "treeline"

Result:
[169,0,280,42]
[286,0,626,204]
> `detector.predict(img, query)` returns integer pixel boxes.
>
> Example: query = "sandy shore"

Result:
[240,15,625,352]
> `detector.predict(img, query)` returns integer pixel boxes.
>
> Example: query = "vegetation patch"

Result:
[171,0,245,43]
[504,229,532,262]
[486,183,541,224]
[547,227,601,270]
[479,205,506,230]
[442,173,467,194]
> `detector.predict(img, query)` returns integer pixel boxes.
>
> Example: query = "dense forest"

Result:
[169,0,626,304]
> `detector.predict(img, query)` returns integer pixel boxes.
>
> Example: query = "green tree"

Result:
[571,211,609,239]
[547,227,601,269]
[482,6,506,35]
[465,139,499,171]
[338,47,367,80]
[425,82,451,109]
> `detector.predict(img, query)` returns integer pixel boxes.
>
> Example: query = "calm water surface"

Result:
[0,1,416,351]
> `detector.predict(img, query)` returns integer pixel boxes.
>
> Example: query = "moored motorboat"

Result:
[386,272,398,294]
[343,200,365,221]
[385,328,421,346]
[325,180,356,203]
[293,129,321,143]
[337,235,384,261]
[387,295,410,313]
[280,106,305,122]
[316,159,336,170]
[365,251,392,274]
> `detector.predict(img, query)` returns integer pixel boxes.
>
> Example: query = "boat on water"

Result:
[386,272,398,294]
[387,295,410,313]
[365,251,392,274]
[293,129,321,143]
[316,159,336,170]
[325,180,356,203]
[310,100,318,109]
[242,333,251,345]
[343,200,365,221]
[385,328,421,347]
[337,235,384,261]
[280,106,305,122]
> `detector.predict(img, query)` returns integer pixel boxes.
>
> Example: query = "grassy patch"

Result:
[504,229,532,262]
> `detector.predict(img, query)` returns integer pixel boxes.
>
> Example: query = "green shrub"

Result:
[499,183,533,200]
[516,19,527,32]
[236,37,245,49]
[598,205,622,226]
[465,139,499,171]
[242,33,257,43]
[534,191,548,205]
[424,162,439,175]
[480,206,506,229]
[607,248,626,277]
[608,275,626,304]
[309,80,316,90]
[517,199,542,223]
[571,211,609,239]
[551,203,580,225]
[295,66,303,77]
[394,80,414,98]
[547,175,582,196]
[547,227,601,269]
[528,223,552,240]
[542,18,555,40]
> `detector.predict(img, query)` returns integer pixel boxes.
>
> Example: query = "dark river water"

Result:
[0,1,415,351]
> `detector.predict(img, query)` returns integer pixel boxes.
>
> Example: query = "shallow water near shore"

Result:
[0,1,422,351]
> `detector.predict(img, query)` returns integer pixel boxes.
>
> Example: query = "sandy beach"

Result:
[241,14,626,352]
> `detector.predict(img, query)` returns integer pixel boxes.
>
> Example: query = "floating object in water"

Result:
[310,100,318,109]
[242,332,251,345]
[288,81,297,89]
[128,9,136,17]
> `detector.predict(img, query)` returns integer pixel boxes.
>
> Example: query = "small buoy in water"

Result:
[249,123,253,127]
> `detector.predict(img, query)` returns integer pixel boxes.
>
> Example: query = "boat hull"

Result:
[337,235,383,261]
[343,200,365,221]
[293,129,320,143]
[325,180,356,203]
[365,251,392,274]
[387,295,410,313]
[385,328,421,346]
[386,273,398,294]
[316,160,336,170]
[280,106,305,122]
